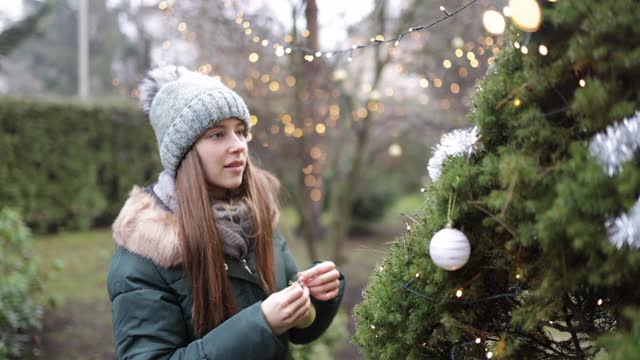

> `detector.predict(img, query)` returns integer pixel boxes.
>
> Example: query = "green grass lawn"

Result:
[32,229,116,359]
[34,230,116,305]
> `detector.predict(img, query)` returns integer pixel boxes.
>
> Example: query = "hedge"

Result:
[0,97,161,233]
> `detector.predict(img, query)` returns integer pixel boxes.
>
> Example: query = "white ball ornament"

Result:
[429,227,471,271]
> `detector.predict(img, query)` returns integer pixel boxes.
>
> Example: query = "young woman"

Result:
[107,65,344,359]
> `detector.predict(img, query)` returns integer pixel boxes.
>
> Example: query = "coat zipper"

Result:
[240,258,254,275]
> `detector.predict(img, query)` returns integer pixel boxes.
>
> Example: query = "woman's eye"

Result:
[210,133,222,139]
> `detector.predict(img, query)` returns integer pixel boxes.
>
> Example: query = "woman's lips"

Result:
[224,161,244,171]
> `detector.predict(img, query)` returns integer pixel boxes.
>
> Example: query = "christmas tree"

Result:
[353,1,640,359]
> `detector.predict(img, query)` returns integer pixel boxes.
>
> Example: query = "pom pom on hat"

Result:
[138,65,190,117]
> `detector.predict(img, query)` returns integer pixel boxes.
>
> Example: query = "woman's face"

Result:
[194,118,248,192]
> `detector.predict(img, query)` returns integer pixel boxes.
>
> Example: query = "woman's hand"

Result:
[260,283,311,336]
[297,261,340,301]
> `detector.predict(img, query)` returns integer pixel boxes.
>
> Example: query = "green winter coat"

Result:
[107,186,345,359]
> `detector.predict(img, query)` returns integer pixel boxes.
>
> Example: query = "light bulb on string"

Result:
[440,6,451,16]
[482,10,505,35]
[539,44,548,55]
[508,0,542,32]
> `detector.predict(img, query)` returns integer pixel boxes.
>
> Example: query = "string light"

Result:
[482,10,506,35]
[579,79,586,87]
[388,143,402,157]
[455,288,463,298]
[220,0,481,61]
[597,298,603,306]
[401,278,523,305]
[509,0,542,32]
[539,44,548,55]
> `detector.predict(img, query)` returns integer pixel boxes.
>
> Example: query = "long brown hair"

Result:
[175,147,279,336]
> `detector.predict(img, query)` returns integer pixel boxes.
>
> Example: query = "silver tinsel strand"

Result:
[588,110,640,176]
[427,126,480,181]
[606,198,640,249]
[589,110,640,249]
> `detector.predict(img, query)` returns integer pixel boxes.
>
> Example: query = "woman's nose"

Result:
[228,133,246,153]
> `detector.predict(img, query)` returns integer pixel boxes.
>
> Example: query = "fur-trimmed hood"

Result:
[112,186,181,268]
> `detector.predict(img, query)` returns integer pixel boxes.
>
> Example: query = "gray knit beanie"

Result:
[138,65,251,177]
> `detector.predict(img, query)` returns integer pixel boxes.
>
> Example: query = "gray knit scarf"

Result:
[153,171,254,260]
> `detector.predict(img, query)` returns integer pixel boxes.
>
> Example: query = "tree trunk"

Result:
[289,0,323,260]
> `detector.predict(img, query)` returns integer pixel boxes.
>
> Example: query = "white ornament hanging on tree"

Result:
[429,227,471,271]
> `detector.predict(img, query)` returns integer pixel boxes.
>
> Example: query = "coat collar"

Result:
[111,186,266,288]
[112,186,181,268]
